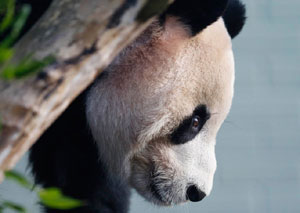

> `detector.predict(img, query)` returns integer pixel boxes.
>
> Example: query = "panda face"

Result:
[129,18,234,205]
[86,0,245,206]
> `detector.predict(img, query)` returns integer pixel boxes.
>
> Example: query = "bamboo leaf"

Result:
[1,201,26,213]
[0,0,15,33]
[0,4,31,47]
[39,188,85,210]
[4,170,32,189]
[0,47,14,64]
[0,56,54,79]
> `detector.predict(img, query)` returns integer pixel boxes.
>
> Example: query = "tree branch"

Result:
[0,0,171,181]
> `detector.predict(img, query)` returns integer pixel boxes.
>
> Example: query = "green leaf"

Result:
[0,47,14,64]
[0,0,15,33]
[0,0,53,80]
[0,56,55,79]
[39,188,85,210]
[1,201,26,213]
[1,3,31,47]
[4,170,32,189]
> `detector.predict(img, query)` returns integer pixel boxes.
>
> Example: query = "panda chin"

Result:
[146,184,188,206]
[149,181,165,204]
[145,184,183,206]
[131,174,186,206]
[136,175,188,206]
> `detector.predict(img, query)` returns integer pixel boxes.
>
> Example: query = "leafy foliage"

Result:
[0,0,53,80]
[0,1,82,212]
[2,170,85,212]
[39,188,85,210]
[0,201,26,213]
[0,0,16,33]
[4,170,32,189]
[1,55,54,79]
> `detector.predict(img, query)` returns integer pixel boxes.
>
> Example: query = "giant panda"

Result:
[29,0,246,212]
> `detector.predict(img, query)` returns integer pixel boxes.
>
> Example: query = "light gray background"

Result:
[1,0,299,212]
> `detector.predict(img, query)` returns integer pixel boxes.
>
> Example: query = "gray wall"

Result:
[1,0,299,212]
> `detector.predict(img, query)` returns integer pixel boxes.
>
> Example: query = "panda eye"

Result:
[170,105,210,145]
[191,116,200,129]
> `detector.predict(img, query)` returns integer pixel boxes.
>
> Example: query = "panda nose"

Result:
[186,185,206,202]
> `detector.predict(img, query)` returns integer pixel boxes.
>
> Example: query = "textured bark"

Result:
[0,0,171,181]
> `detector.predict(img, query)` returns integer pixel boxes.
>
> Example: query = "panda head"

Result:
[86,0,246,206]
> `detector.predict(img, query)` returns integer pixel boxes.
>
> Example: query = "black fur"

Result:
[222,0,246,38]
[170,105,210,145]
[29,90,130,213]
[162,0,229,36]
[161,0,246,38]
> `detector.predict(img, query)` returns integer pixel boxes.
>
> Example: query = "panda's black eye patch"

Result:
[170,105,210,145]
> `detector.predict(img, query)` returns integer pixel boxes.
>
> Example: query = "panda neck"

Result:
[29,91,131,213]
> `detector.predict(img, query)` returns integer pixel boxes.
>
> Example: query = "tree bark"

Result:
[0,0,171,181]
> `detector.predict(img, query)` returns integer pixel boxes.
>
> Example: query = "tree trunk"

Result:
[0,0,171,181]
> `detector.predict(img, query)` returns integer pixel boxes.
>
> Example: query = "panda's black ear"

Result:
[161,0,229,36]
[222,0,246,38]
